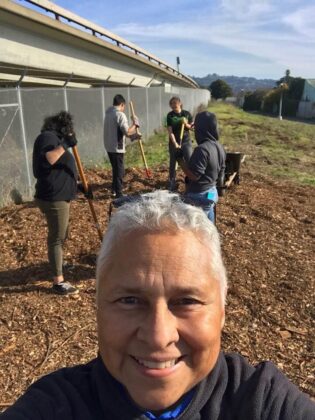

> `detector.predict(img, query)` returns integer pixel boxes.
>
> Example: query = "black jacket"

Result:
[2,352,314,419]
[32,130,77,201]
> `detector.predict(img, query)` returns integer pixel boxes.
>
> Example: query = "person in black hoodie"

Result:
[2,191,314,419]
[32,111,79,295]
[176,111,225,223]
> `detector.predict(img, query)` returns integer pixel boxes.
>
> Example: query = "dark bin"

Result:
[225,152,243,185]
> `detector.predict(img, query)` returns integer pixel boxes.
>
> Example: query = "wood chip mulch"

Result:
[0,165,314,408]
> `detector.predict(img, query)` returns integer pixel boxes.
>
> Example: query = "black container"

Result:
[225,152,243,184]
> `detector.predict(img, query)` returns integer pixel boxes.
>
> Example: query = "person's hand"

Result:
[175,147,184,160]
[217,187,225,197]
[216,172,226,197]
[132,116,140,128]
[61,134,78,150]
[130,132,142,142]
[77,183,94,199]
[182,118,190,129]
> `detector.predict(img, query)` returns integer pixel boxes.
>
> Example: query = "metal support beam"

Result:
[16,68,27,87]
[63,72,74,87]
[146,73,157,87]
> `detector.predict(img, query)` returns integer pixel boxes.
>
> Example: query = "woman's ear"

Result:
[220,310,225,330]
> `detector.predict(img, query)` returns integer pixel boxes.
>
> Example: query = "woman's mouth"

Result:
[131,356,183,369]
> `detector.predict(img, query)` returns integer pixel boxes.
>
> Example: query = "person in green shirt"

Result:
[166,96,194,191]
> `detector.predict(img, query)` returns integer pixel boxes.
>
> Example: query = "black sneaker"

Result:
[111,190,117,198]
[52,282,79,295]
[116,193,126,198]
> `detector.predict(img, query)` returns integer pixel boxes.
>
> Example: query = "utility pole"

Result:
[278,83,285,120]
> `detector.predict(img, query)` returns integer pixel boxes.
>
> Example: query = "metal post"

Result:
[63,87,68,111]
[127,87,131,121]
[16,87,32,198]
[101,86,105,119]
[278,91,283,120]
[278,83,284,120]
[146,87,149,139]
[159,87,162,128]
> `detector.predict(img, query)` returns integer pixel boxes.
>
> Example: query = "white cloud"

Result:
[283,6,315,39]
[220,0,274,18]
[112,4,315,78]
[53,0,314,78]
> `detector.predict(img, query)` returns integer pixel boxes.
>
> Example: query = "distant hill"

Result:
[191,73,276,94]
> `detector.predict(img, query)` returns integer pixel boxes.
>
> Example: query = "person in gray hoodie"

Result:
[104,94,140,197]
[175,111,226,223]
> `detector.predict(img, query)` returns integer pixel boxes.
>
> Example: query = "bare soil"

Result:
[0,166,314,408]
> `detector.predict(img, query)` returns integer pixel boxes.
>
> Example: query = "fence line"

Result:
[0,86,210,206]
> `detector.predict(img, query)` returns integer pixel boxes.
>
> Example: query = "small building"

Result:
[297,79,315,119]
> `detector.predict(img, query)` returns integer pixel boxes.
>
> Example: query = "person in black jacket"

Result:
[2,191,314,419]
[32,111,79,295]
[175,111,226,223]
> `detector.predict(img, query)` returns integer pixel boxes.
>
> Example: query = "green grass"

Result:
[103,103,315,186]
[103,132,170,170]
[208,102,315,185]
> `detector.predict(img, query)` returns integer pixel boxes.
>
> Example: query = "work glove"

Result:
[132,116,140,128]
[60,134,78,150]
[130,132,142,142]
[216,171,226,197]
[174,147,184,160]
[217,186,226,197]
[77,183,94,199]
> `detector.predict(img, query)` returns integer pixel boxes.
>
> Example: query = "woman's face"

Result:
[97,230,225,411]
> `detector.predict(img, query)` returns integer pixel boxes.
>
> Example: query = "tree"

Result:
[243,89,269,111]
[271,71,305,116]
[209,79,233,99]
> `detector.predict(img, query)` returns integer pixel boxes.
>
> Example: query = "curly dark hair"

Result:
[41,111,74,137]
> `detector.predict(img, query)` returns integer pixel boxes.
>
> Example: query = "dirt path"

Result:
[0,166,314,405]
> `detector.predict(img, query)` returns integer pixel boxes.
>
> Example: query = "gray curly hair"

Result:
[96,190,227,304]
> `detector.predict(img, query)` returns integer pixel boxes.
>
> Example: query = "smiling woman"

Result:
[2,191,315,419]
[97,228,225,411]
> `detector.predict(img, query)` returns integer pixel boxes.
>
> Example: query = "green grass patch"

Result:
[102,132,170,170]
[208,102,315,185]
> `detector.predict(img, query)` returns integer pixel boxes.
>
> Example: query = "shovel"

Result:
[175,118,186,171]
[129,101,152,179]
[72,146,103,242]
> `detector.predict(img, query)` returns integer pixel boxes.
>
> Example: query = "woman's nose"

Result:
[136,302,179,349]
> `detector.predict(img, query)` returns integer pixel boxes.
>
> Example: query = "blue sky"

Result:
[31,0,315,79]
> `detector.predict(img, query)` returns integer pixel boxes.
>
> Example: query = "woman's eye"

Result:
[118,296,139,305]
[174,298,201,306]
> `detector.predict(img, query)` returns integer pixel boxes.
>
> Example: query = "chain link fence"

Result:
[0,86,210,206]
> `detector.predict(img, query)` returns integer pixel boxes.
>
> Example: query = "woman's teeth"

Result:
[134,357,178,369]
